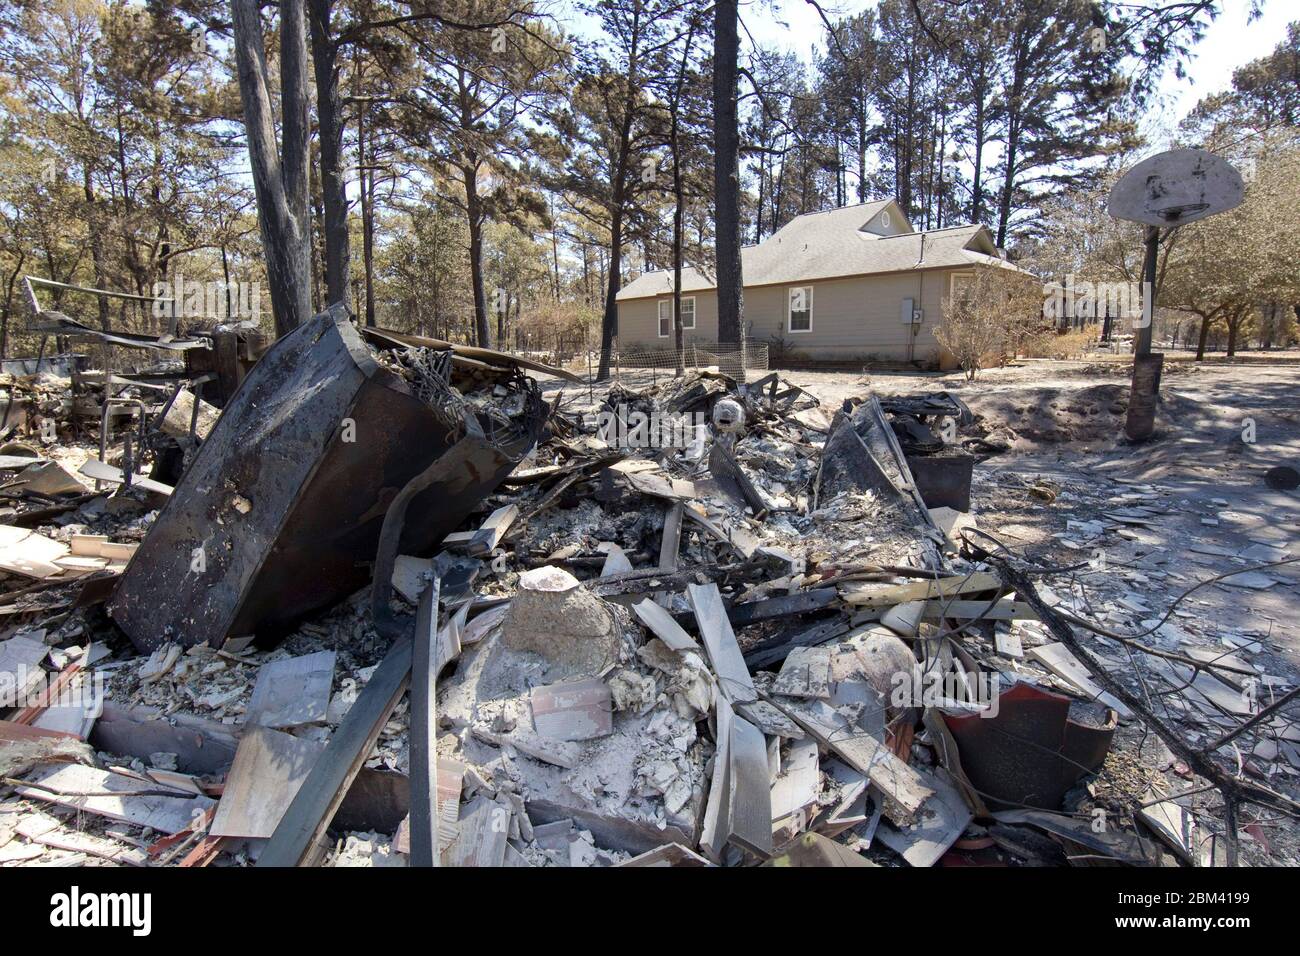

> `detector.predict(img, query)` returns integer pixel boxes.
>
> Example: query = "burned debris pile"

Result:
[0,320,1296,868]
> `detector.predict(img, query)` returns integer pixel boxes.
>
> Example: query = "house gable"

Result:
[858,199,913,237]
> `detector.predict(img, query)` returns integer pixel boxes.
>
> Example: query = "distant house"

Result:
[615,198,1023,368]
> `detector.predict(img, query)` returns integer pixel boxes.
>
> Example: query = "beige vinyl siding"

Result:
[620,291,719,346]
[617,267,967,368]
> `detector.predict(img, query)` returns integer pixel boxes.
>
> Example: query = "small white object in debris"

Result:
[139,643,181,684]
[333,831,405,867]
[607,669,657,715]
[712,398,745,433]
[518,565,580,592]
[148,752,179,771]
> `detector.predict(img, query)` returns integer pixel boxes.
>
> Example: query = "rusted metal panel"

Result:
[941,681,1116,812]
[108,304,544,652]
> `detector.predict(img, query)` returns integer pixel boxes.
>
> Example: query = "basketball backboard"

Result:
[1107,147,1245,227]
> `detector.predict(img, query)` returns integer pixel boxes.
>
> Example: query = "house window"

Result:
[950,272,974,303]
[788,286,813,333]
[881,211,891,229]
[658,297,695,337]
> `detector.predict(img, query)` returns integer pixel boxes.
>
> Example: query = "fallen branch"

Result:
[990,556,1300,867]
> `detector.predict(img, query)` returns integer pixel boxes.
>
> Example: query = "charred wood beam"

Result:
[408,577,441,868]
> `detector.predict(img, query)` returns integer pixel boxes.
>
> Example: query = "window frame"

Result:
[679,296,696,330]
[949,271,975,304]
[657,296,695,337]
[787,285,814,334]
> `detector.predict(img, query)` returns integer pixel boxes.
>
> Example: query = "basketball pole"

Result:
[1134,225,1159,357]
[1125,224,1163,442]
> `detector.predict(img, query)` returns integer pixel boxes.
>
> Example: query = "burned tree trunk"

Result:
[465,165,491,349]
[232,0,313,338]
[712,0,743,347]
[307,0,350,308]
[669,20,696,377]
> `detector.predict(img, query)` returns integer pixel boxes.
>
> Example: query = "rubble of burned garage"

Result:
[0,303,1297,868]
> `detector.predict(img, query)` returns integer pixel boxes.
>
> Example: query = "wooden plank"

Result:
[443,795,509,867]
[1028,643,1133,718]
[211,727,327,839]
[770,737,820,823]
[257,635,414,867]
[688,582,799,736]
[244,650,336,729]
[875,768,973,867]
[688,582,756,703]
[78,458,173,496]
[921,599,1038,621]
[767,695,933,826]
[472,725,581,769]
[632,598,700,652]
[771,646,832,699]
[16,811,148,865]
[0,719,78,745]
[743,619,851,670]
[16,764,214,835]
[726,588,838,628]
[658,502,684,572]
[840,571,1003,608]
[699,695,733,862]
[727,712,774,858]
[467,505,519,556]
[30,667,99,739]
[408,579,440,867]
[618,842,712,866]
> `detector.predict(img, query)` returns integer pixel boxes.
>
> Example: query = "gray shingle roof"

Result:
[617,200,1008,301]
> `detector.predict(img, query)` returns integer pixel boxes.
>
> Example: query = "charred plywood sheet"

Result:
[108,305,544,651]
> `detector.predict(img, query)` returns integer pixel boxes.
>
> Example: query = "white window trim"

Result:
[658,296,696,337]
[881,211,891,228]
[787,286,814,334]
[949,271,975,298]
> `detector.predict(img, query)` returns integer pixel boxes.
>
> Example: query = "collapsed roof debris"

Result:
[1,314,1298,869]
